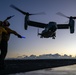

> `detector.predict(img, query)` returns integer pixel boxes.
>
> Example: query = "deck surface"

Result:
[0,59,76,74]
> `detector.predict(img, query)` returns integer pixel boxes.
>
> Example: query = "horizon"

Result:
[6,53,76,59]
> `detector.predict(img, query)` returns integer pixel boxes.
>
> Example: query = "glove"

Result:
[18,35,22,38]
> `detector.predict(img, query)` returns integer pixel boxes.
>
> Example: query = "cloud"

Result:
[14,53,74,60]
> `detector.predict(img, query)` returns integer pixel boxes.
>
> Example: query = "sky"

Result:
[1,0,76,58]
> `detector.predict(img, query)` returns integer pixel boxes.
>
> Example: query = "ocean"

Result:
[9,64,76,75]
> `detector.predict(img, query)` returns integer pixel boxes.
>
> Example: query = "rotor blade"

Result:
[27,12,46,16]
[56,12,69,18]
[10,4,28,15]
[10,5,46,16]
[32,12,46,15]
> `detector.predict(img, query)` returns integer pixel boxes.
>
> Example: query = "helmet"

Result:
[2,21,10,26]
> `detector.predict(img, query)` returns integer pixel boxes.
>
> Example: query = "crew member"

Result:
[0,20,22,69]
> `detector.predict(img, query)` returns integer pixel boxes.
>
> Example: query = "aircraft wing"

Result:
[57,24,69,29]
[28,21,69,29]
[28,21,47,28]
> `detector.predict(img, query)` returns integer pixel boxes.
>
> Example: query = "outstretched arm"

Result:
[5,27,22,38]
[11,30,22,38]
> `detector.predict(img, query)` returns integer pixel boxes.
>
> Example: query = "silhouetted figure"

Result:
[0,20,22,69]
[0,21,8,69]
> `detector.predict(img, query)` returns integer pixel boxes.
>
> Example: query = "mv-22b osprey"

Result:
[10,5,75,39]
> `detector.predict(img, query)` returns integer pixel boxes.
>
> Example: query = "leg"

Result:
[0,40,7,69]
[1,40,7,60]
